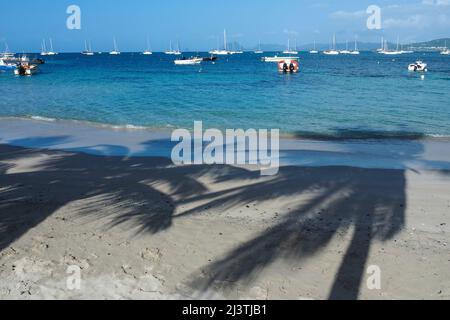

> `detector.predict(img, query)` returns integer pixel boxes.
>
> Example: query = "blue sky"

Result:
[1,0,450,52]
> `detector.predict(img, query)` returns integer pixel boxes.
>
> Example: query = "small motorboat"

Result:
[30,58,45,65]
[14,62,38,76]
[278,59,299,73]
[202,55,217,62]
[262,55,299,62]
[174,57,202,65]
[408,61,428,72]
[0,59,16,71]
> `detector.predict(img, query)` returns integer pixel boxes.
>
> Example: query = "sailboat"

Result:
[340,40,351,54]
[209,30,234,55]
[110,37,121,55]
[165,40,181,55]
[40,40,49,56]
[46,38,58,55]
[254,41,263,54]
[283,39,298,55]
[380,36,402,55]
[82,40,94,55]
[142,37,153,55]
[309,40,318,54]
[323,34,339,55]
[441,41,450,55]
[349,38,360,55]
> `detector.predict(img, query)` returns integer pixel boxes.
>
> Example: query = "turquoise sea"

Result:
[1,52,450,138]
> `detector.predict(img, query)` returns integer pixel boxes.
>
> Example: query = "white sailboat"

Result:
[350,38,360,55]
[209,30,234,55]
[283,39,298,55]
[110,37,121,55]
[340,40,351,54]
[40,40,49,56]
[441,41,450,55]
[46,38,58,55]
[165,40,181,55]
[254,41,263,54]
[380,36,402,55]
[323,34,339,55]
[81,40,94,55]
[142,37,153,55]
[309,40,318,54]
[377,37,384,52]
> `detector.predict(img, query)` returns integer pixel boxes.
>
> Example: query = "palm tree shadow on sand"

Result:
[1,132,449,299]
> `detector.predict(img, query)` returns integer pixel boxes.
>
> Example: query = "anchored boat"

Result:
[109,37,121,55]
[323,34,339,55]
[0,59,16,71]
[14,61,38,76]
[174,57,202,65]
[408,61,428,72]
[278,59,299,73]
[262,55,299,62]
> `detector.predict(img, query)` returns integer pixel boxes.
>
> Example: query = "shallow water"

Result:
[1,52,449,138]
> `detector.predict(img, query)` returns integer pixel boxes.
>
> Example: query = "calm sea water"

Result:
[1,52,450,138]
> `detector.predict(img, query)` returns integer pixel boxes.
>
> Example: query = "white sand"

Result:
[1,144,450,300]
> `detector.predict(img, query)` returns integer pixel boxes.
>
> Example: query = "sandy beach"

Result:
[1,136,450,299]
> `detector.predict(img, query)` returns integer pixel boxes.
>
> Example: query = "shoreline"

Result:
[2,116,450,142]
[1,117,450,171]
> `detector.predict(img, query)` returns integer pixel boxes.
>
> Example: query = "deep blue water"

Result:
[1,52,450,138]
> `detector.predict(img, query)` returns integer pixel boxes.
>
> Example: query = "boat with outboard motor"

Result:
[262,55,299,62]
[278,59,299,73]
[174,56,202,65]
[408,61,428,72]
[0,59,16,71]
[14,61,38,76]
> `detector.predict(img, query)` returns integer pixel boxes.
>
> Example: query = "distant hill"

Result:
[247,38,450,52]
[409,38,450,50]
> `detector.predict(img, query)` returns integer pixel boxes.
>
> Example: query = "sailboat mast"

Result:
[224,29,227,51]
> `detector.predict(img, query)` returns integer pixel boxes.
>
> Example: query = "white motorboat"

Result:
[174,57,202,65]
[408,61,428,72]
[278,59,300,73]
[14,61,38,76]
[262,56,299,62]
[0,59,16,71]
[110,37,121,55]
